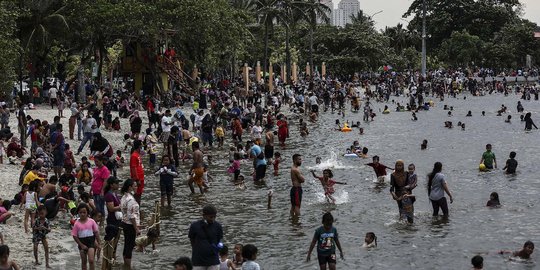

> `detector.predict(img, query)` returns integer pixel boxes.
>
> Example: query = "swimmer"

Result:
[482,111,485,116]
[486,192,500,207]
[505,115,511,123]
[447,111,452,117]
[421,140,428,150]
[499,241,535,259]
[471,255,483,270]
[362,232,377,248]
[359,127,364,135]
[311,169,346,204]
[234,174,246,190]
[466,111,472,117]
[411,112,417,121]
[315,157,321,165]
[357,147,368,158]
[365,156,392,183]
[502,151,517,174]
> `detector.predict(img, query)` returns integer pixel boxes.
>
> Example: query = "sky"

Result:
[331,0,540,30]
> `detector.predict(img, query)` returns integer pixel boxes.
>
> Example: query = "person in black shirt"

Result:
[502,151,518,174]
[167,126,180,167]
[188,205,223,269]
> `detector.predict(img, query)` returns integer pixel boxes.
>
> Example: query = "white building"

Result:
[333,0,360,27]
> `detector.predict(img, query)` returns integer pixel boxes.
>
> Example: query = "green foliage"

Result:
[439,30,484,67]
[0,0,19,98]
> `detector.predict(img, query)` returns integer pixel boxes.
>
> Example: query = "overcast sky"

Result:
[332,0,540,30]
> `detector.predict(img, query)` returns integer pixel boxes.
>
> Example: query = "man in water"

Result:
[290,154,305,217]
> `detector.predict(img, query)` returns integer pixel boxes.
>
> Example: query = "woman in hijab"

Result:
[390,160,407,215]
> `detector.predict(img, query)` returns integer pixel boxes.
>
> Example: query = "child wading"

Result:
[307,212,344,270]
[311,169,346,204]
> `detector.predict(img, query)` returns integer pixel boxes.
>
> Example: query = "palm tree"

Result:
[17,0,69,82]
[384,23,412,52]
[254,0,280,80]
[275,0,305,83]
[304,0,331,78]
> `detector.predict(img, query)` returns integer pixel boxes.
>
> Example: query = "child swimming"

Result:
[486,192,500,207]
[362,232,377,248]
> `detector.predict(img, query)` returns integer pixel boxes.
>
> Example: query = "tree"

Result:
[304,0,331,77]
[17,0,69,83]
[439,30,484,67]
[404,0,521,52]
[0,0,19,100]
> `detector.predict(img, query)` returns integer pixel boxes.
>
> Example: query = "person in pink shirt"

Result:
[91,156,110,219]
[72,203,100,270]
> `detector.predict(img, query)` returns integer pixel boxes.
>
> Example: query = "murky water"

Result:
[95,93,539,269]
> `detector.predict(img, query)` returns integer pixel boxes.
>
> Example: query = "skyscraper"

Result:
[333,0,360,27]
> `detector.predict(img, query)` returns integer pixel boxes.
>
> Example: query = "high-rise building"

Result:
[317,0,333,24]
[333,0,360,27]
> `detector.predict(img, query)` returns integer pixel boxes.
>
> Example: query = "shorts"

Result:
[160,178,174,196]
[77,236,96,250]
[255,165,266,181]
[485,164,494,170]
[290,186,303,207]
[193,167,205,187]
[317,254,336,266]
[264,145,274,159]
[311,104,319,113]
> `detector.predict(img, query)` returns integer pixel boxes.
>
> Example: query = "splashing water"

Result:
[308,151,355,170]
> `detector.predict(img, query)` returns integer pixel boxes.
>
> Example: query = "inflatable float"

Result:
[341,124,352,132]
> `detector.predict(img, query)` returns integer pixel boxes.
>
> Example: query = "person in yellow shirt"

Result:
[215,123,225,148]
[23,165,46,185]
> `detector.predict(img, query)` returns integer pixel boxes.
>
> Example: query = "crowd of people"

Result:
[0,68,537,269]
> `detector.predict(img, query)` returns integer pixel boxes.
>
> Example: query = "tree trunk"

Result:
[263,22,269,82]
[309,22,314,80]
[285,26,291,84]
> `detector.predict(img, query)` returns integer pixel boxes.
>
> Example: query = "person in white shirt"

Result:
[160,109,172,143]
[77,113,98,154]
[49,86,58,109]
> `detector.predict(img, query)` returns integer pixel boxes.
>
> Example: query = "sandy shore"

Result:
[0,104,135,269]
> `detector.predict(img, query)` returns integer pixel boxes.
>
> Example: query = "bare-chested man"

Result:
[290,154,305,217]
[188,141,206,194]
[264,127,274,164]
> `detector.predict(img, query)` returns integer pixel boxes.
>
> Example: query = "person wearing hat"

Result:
[188,205,223,269]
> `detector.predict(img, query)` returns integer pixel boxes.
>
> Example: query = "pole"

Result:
[421,0,427,78]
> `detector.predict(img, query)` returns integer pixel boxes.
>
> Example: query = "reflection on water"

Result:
[101,94,540,269]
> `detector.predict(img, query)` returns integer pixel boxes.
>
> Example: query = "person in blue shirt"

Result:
[249,138,267,182]
[307,212,344,270]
